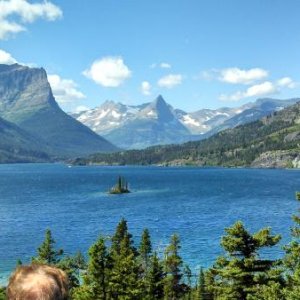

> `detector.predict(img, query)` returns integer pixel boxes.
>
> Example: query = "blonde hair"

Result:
[7,264,68,300]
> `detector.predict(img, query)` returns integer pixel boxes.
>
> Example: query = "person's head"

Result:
[7,264,68,300]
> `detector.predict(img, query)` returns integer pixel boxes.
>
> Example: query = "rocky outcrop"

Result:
[251,151,300,168]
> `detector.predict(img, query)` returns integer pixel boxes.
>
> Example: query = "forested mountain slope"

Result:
[73,102,300,168]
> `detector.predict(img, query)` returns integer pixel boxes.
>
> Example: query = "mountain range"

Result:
[73,95,299,149]
[0,63,299,164]
[73,101,300,168]
[0,64,117,162]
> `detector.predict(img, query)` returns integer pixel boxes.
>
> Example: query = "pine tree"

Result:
[118,176,122,191]
[183,264,192,300]
[111,218,135,255]
[164,234,184,299]
[283,191,300,296]
[57,251,87,292]
[197,267,206,300]
[83,236,109,299]
[109,233,142,299]
[33,229,63,264]
[146,252,165,299]
[140,228,152,272]
[208,221,281,300]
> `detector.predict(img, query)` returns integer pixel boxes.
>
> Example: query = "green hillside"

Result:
[0,117,50,163]
[74,102,300,168]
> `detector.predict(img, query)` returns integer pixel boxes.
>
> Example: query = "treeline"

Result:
[1,192,300,299]
[73,102,300,167]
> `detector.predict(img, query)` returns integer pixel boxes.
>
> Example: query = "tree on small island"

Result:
[109,176,130,194]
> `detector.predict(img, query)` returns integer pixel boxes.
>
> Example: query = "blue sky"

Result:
[1,0,300,112]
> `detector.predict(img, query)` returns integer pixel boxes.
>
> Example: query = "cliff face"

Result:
[0,64,58,123]
[0,64,117,158]
[251,151,300,168]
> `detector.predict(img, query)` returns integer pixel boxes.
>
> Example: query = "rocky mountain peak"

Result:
[0,63,57,123]
[140,95,175,122]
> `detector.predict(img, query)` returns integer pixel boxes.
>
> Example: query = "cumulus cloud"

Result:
[202,67,268,85]
[277,77,297,89]
[157,74,183,89]
[83,56,131,87]
[219,67,268,85]
[219,75,299,102]
[141,81,151,95]
[219,81,278,102]
[48,74,85,104]
[0,49,17,64]
[0,0,62,39]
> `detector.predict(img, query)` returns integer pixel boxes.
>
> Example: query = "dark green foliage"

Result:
[164,234,185,299]
[282,191,300,297]
[208,221,281,300]
[16,259,22,267]
[109,235,142,299]
[109,176,130,194]
[140,228,152,272]
[9,196,300,300]
[80,237,109,299]
[183,265,192,300]
[32,229,63,264]
[111,218,135,255]
[58,252,86,289]
[0,287,6,300]
[146,252,165,299]
[197,267,206,300]
[110,221,142,298]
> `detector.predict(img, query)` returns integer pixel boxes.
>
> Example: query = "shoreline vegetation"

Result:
[1,193,300,300]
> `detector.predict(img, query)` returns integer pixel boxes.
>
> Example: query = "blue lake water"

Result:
[0,163,300,284]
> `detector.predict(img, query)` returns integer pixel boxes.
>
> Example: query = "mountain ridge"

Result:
[73,95,299,149]
[73,101,300,168]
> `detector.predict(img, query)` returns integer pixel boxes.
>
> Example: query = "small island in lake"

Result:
[109,176,130,194]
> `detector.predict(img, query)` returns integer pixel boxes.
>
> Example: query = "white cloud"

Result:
[160,62,171,69]
[220,81,278,102]
[0,49,17,64]
[48,74,85,104]
[141,81,151,95]
[277,77,297,89]
[150,62,172,69]
[157,74,183,89]
[219,67,268,85]
[83,56,131,87]
[0,0,62,39]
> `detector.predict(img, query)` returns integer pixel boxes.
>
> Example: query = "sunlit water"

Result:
[1,163,300,285]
